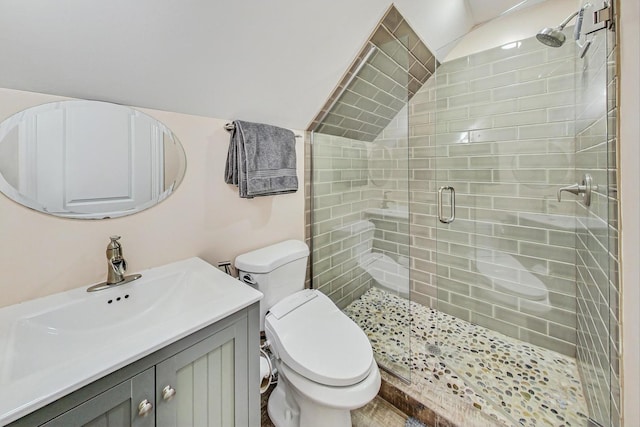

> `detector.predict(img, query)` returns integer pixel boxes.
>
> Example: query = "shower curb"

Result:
[378,370,513,427]
[379,377,457,427]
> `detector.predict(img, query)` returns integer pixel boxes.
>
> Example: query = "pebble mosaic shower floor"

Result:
[344,287,589,427]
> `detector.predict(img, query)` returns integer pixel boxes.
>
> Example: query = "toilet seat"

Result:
[278,359,381,409]
[265,290,374,387]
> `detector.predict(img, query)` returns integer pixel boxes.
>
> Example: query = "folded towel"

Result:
[225,120,298,198]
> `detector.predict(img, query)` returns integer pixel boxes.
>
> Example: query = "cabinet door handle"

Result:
[138,399,153,417]
[162,385,177,401]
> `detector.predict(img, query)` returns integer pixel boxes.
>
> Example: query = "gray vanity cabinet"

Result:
[8,304,260,427]
[41,369,155,427]
[155,317,248,427]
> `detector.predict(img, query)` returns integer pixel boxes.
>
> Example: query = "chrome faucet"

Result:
[87,235,141,292]
[107,235,127,284]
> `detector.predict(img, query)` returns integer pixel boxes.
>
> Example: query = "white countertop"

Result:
[0,257,262,425]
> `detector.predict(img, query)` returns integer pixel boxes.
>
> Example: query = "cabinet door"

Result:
[156,318,248,427]
[42,368,155,427]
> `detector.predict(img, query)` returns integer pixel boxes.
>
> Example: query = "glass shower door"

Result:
[427,25,615,425]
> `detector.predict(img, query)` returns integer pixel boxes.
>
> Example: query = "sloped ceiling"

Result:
[0,0,543,130]
[465,0,548,26]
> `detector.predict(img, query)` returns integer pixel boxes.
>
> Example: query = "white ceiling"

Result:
[466,0,548,26]
[0,0,553,131]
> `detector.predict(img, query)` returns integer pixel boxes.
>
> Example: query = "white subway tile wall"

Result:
[408,35,580,356]
[311,107,410,310]
[308,17,619,427]
[308,5,436,142]
[311,133,376,308]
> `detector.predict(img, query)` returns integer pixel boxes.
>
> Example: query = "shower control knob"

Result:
[557,173,595,206]
[162,385,176,401]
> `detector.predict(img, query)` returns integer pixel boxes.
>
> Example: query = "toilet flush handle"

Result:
[241,273,257,286]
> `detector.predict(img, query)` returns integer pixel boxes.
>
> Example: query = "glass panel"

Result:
[574,2,617,424]
[427,30,604,425]
[311,40,411,380]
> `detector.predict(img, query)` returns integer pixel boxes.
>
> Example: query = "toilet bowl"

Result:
[235,241,380,427]
[265,289,380,427]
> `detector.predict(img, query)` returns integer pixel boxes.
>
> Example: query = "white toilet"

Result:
[235,240,381,427]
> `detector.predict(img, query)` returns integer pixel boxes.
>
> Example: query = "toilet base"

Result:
[267,376,352,427]
[267,379,300,427]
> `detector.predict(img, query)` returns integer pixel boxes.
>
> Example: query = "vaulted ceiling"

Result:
[0,0,554,130]
[466,0,548,26]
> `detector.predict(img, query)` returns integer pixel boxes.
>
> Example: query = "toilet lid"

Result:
[265,290,374,387]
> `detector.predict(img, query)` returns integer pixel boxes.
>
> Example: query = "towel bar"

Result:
[224,122,302,138]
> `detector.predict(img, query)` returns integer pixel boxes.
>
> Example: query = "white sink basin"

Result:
[0,257,262,425]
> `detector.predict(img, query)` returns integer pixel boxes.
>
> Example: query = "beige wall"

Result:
[0,88,305,308]
[619,0,640,423]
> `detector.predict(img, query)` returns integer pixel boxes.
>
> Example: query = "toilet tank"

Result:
[235,240,309,330]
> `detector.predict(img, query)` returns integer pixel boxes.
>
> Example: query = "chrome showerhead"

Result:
[536,27,567,47]
[536,9,579,48]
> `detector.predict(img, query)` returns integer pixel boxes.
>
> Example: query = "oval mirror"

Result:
[0,100,186,219]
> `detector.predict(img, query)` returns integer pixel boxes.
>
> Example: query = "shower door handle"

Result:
[438,186,455,224]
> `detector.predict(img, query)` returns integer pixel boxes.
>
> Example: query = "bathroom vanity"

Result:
[0,258,262,427]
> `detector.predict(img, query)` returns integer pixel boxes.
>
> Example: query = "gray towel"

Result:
[225,120,298,198]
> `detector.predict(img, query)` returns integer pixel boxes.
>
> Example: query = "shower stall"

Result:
[309,2,618,426]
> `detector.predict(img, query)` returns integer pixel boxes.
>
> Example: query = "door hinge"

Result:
[595,3,612,27]
[586,2,614,34]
